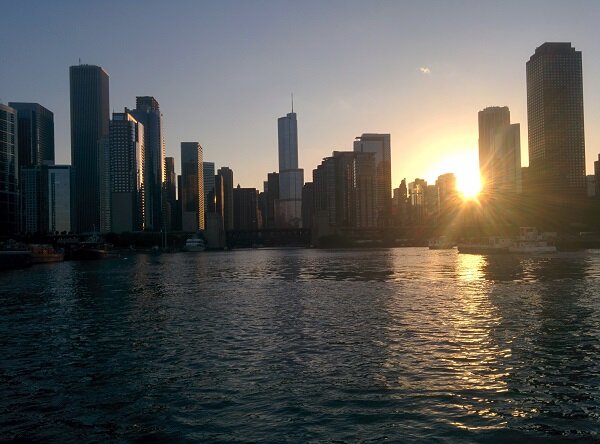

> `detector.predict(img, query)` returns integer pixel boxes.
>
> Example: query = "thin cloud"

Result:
[419,67,431,74]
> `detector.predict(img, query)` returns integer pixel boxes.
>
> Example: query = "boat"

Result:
[28,244,65,264]
[428,236,455,250]
[70,233,116,260]
[508,227,557,254]
[458,237,512,254]
[183,236,206,252]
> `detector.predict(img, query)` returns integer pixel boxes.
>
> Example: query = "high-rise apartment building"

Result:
[181,142,204,231]
[526,42,585,195]
[131,97,165,231]
[0,104,19,235]
[217,167,234,231]
[109,111,145,233]
[478,106,521,194]
[70,64,109,233]
[277,111,304,228]
[353,133,392,226]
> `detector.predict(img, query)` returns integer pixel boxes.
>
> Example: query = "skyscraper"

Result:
[181,142,204,231]
[47,165,72,233]
[478,107,521,194]
[0,104,19,235]
[109,110,145,232]
[131,96,165,231]
[277,110,304,228]
[217,167,234,231]
[353,133,392,226]
[526,42,585,195]
[164,157,177,230]
[203,162,215,213]
[8,102,54,167]
[70,64,109,233]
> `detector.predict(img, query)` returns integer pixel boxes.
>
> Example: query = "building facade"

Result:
[180,142,204,231]
[217,167,234,231]
[353,133,392,226]
[526,42,586,195]
[70,64,110,233]
[277,111,304,228]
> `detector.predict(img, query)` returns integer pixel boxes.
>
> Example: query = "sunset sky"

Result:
[2,0,599,190]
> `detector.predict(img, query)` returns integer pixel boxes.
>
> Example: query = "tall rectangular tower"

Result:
[70,64,109,233]
[0,104,19,235]
[277,111,304,228]
[8,102,54,167]
[526,42,585,195]
[217,166,234,231]
[353,133,392,226]
[181,142,204,231]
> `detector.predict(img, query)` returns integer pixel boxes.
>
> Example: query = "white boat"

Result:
[458,237,513,254]
[183,237,206,252]
[428,236,455,250]
[508,227,557,254]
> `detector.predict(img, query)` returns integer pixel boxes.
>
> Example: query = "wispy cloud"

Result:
[419,67,431,75]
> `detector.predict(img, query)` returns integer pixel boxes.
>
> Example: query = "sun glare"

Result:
[425,149,482,200]
[457,170,482,199]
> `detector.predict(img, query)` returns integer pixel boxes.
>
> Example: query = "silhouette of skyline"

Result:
[2,1,600,190]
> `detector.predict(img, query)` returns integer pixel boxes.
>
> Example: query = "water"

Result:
[2,248,600,442]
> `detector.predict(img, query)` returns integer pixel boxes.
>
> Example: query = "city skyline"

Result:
[2,1,600,191]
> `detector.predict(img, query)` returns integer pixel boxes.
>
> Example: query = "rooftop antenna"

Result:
[291,92,294,113]
[79,57,81,65]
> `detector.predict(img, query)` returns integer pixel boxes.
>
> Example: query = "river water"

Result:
[1,248,600,442]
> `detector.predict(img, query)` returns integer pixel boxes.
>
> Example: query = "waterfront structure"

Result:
[233,186,259,231]
[0,103,19,235]
[70,64,110,233]
[478,107,522,194]
[203,162,215,213]
[277,111,304,228]
[8,102,54,167]
[217,167,234,231]
[164,157,177,230]
[131,97,165,231]
[353,133,392,227]
[181,142,204,231]
[109,110,145,233]
[312,151,376,229]
[526,42,586,196]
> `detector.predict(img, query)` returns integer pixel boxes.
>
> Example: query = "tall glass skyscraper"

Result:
[0,103,19,235]
[526,42,585,195]
[181,142,204,231]
[277,111,303,228]
[70,64,109,233]
[8,102,54,167]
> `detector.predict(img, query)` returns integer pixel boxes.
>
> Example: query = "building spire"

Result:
[291,92,294,113]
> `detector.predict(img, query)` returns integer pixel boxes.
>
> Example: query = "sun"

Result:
[425,149,482,200]
[456,170,482,200]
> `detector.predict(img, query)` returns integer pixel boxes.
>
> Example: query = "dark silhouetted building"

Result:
[478,106,521,194]
[526,42,585,196]
[0,104,19,235]
[302,182,314,229]
[109,110,145,232]
[233,185,258,231]
[595,155,600,197]
[180,142,203,231]
[217,167,234,231]
[9,102,54,167]
[131,96,165,231]
[265,172,279,228]
[70,64,110,233]
[203,162,215,213]
[353,133,392,226]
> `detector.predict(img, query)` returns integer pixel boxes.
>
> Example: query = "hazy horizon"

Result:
[2,0,599,190]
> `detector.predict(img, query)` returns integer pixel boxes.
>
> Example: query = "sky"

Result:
[2,0,599,190]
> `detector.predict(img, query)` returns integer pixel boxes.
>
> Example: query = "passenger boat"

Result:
[458,237,512,254]
[508,227,557,254]
[428,236,455,250]
[183,236,206,252]
[28,244,65,264]
[71,234,116,260]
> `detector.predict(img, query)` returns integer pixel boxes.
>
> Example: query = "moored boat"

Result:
[183,236,206,252]
[458,237,512,254]
[508,227,557,254]
[428,236,455,250]
[28,244,65,264]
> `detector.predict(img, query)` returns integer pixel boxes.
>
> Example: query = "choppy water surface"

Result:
[2,248,600,442]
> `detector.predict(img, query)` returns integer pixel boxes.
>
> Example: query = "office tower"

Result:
[70,64,109,233]
[203,162,215,213]
[312,151,376,228]
[131,97,165,231]
[217,167,234,230]
[526,42,585,195]
[436,173,457,207]
[0,103,19,235]
[478,107,521,194]
[8,102,54,167]
[408,179,427,224]
[233,185,259,231]
[392,179,409,227]
[181,142,204,231]
[9,103,56,234]
[302,182,314,229]
[586,175,596,198]
[164,157,177,230]
[109,110,145,233]
[353,133,392,226]
[47,165,72,233]
[277,110,304,228]
[265,172,279,228]
[594,155,600,197]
